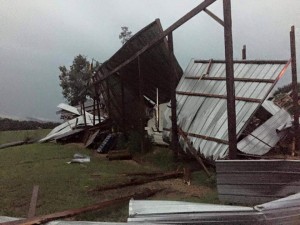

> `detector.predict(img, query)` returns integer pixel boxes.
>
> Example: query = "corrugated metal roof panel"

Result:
[238,109,291,155]
[128,194,300,224]
[261,100,281,115]
[57,103,81,116]
[165,59,290,160]
[216,160,300,204]
[129,200,253,215]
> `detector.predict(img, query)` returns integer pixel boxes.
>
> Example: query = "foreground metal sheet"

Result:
[128,200,262,224]
[163,59,289,160]
[216,160,300,205]
[128,193,300,224]
[237,109,291,155]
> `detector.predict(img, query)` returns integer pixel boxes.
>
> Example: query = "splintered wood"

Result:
[89,171,183,192]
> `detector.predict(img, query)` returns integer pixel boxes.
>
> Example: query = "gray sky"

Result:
[1,0,300,121]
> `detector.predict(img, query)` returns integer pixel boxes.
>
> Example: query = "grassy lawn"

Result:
[0,129,51,144]
[0,143,151,218]
[0,131,218,222]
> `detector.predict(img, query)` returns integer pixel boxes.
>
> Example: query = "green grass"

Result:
[0,133,219,222]
[0,129,51,144]
[142,146,178,171]
[0,142,153,220]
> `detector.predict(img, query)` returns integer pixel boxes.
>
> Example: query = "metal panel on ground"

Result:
[128,199,262,224]
[128,193,300,224]
[216,160,300,205]
[163,59,290,160]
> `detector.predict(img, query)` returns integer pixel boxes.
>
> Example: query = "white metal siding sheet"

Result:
[173,59,288,160]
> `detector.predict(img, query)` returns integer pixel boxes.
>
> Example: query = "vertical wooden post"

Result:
[242,45,246,60]
[290,25,300,153]
[96,98,101,123]
[168,32,179,159]
[156,88,159,130]
[82,101,87,127]
[106,80,111,118]
[138,56,145,153]
[92,77,101,123]
[121,74,126,133]
[223,0,237,159]
[93,98,96,126]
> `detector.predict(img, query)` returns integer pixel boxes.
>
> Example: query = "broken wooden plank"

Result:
[0,189,161,225]
[27,185,39,218]
[178,127,211,177]
[107,150,132,161]
[0,141,26,149]
[89,171,183,192]
[124,172,164,177]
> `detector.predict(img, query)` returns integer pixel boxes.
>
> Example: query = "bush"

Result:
[127,131,153,154]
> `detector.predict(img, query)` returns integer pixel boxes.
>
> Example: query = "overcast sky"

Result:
[1,0,300,121]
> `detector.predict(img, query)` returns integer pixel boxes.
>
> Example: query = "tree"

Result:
[273,83,300,97]
[119,26,133,45]
[59,55,98,106]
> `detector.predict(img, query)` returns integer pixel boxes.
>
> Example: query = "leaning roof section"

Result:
[175,59,290,160]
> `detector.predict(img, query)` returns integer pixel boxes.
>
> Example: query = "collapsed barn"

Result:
[36,0,300,223]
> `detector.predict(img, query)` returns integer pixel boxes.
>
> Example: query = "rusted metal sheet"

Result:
[95,19,183,130]
[216,160,300,204]
[163,59,290,160]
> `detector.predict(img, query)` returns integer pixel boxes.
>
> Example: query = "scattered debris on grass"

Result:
[1,188,161,225]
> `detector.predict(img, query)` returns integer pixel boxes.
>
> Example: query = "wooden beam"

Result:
[124,172,164,177]
[168,32,179,159]
[178,127,211,177]
[194,59,288,64]
[92,98,96,126]
[92,77,101,122]
[89,171,183,192]
[120,73,126,133]
[185,76,275,83]
[81,101,87,127]
[204,8,224,26]
[164,128,228,145]
[138,56,145,153]
[176,91,261,103]
[223,0,237,159]
[242,45,247,60]
[27,185,39,218]
[106,80,111,118]
[290,25,300,152]
[94,0,216,84]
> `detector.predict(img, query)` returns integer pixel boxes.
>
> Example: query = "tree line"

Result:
[0,118,60,131]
